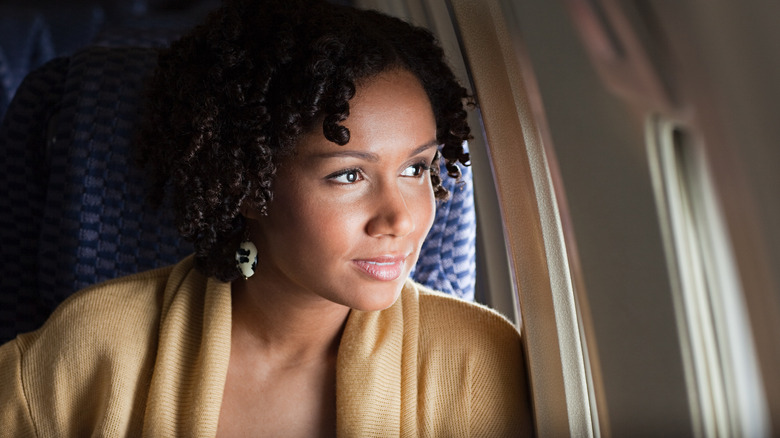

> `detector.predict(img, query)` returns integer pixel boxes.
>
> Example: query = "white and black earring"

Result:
[235,237,258,280]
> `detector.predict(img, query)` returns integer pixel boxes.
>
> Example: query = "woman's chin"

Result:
[345,281,405,312]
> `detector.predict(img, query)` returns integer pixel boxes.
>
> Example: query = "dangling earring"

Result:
[235,234,258,280]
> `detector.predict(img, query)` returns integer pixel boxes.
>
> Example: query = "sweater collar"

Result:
[336,280,420,436]
[143,256,420,437]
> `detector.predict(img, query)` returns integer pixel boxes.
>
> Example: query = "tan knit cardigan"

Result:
[0,256,532,437]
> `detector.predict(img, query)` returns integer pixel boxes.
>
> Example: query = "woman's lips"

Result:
[352,256,406,281]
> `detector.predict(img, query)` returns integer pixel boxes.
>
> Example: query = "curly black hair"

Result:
[138,0,473,282]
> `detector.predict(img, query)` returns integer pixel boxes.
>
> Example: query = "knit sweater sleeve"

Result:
[0,265,175,437]
[0,339,37,438]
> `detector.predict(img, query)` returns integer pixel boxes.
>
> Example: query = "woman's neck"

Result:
[219,276,344,437]
[229,277,350,365]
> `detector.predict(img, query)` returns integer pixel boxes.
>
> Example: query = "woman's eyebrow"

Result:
[312,150,381,162]
[410,140,440,156]
[310,139,440,162]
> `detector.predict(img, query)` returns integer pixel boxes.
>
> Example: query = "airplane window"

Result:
[361,0,780,436]
[647,117,770,438]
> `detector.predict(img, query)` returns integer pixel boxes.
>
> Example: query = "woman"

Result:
[0,0,532,436]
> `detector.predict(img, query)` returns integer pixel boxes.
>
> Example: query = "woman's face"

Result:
[248,69,438,311]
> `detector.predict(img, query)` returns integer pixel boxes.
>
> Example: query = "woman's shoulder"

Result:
[15,268,164,357]
[403,281,533,436]
[0,260,201,436]
[59,264,173,309]
[406,280,524,374]
[13,256,200,358]
[410,281,521,348]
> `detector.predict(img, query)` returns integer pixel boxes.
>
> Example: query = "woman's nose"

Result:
[365,183,415,238]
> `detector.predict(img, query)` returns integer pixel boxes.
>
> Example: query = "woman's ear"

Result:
[239,201,266,220]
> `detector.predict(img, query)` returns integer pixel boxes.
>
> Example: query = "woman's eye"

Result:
[330,169,363,184]
[401,163,430,177]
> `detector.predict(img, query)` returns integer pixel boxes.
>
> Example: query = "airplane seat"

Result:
[411,162,476,301]
[0,47,191,344]
[0,56,70,341]
[0,44,476,344]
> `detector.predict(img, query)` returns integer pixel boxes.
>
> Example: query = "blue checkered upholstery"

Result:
[412,162,477,301]
[0,45,476,343]
[0,47,191,344]
[0,56,69,340]
[36,47,192,311]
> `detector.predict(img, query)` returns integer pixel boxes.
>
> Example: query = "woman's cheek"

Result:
[310,193,365,237]
[411,184,436,238]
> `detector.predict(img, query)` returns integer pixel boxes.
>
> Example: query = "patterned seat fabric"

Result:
[0,56,69,340]
[412,162,476,301]
[0,45,476,344]
[36,47,192,310]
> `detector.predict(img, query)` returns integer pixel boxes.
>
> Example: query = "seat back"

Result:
[0,56,68,340]
[0,47,191,342]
